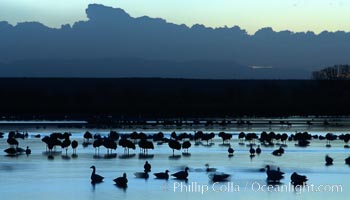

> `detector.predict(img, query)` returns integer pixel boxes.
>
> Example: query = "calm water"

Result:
[1,127,350,200]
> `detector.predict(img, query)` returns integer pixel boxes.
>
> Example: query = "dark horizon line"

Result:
[0,77,317,81]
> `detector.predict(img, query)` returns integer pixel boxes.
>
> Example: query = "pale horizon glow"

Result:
[0,0,350,34]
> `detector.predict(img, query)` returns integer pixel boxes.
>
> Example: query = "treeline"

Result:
[0,78,350,119]
[313,64,350,80]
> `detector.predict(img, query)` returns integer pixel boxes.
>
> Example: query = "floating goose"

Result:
[256,145,262,155]
[265,165,284,183]
[209,172,230,182]
[325,155,333,166]
[90,166,104,183]
[26,146,31,155]
[144,161,151,173]
[114,173,128,188]
[4,147,17,155]
[291,172,308,186]
[228,144,234,156]
[205,164,217,172]
[16,147,26,154]
[272,146,284,156]
[249,145,256,156]
[345,156,350,165]
[134,172,149,179]
[7,137,19,147]
[154,170,170,179]
[171,167,189,180]
[4,147,25,155]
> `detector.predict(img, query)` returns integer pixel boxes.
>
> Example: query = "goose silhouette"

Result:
[144,161,151,173]
[168,139,181,156]
[325,155,333,166]
[93,139,103,155]
[345,156,350,165]
[4,147,17,155]
[119,139,136,155]
[272,146,284,156]
[209,172,230,182]
[71,140,78,155]
[25,146,31,155]
[171,167,189,180]
[16,147,26,154]
[249,145,255,156]
[90,166,104,183]
[182,141,192,154]
[228,144,234,156]
[291,172,308,186]
[205,164,217,172]
[256,145,261,155]
[7,137,19,147]
[265,165,284,183]
[84,131,93,143]
[154,170,170,179]
[114,173,128,188]
[134,172,149,179]
[61,138,71,156]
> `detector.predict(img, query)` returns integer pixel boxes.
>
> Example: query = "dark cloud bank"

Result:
[1,4,350,79]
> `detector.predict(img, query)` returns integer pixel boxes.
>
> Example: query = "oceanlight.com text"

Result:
[172,181,343,195]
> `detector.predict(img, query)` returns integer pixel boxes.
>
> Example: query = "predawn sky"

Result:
[0,0,349,34]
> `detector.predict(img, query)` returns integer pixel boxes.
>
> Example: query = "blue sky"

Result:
[0,0,349,34]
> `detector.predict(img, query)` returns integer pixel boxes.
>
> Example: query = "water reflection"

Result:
[114,184,127,192]
[168,155,181,160]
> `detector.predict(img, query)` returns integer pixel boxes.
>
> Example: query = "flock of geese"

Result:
[80,130,349,189]
[2,130,350,190]
[90,161,190,188]
[90,161,308,189]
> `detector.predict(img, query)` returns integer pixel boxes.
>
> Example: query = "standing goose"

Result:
[265,165,284,183]
[114,173,128,188]
[90,166,104,183]
[171,167,189,180]
[71,140,78,155]
[154,170,170,179]
[168,139,181,156]
[93,139,103,155]
[182,141,192,154]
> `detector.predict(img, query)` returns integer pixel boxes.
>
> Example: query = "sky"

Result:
[0,0,349,34]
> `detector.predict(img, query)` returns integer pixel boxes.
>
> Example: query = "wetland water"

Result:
[0,124,349,200]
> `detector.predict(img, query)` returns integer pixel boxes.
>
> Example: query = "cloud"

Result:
[0,4,350,79]
[249,66,273,69]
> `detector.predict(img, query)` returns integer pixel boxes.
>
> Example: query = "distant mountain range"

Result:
[0,58,300,79]
[1,4,350,79]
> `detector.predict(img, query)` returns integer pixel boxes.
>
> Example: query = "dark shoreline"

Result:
[0,78,350,120]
